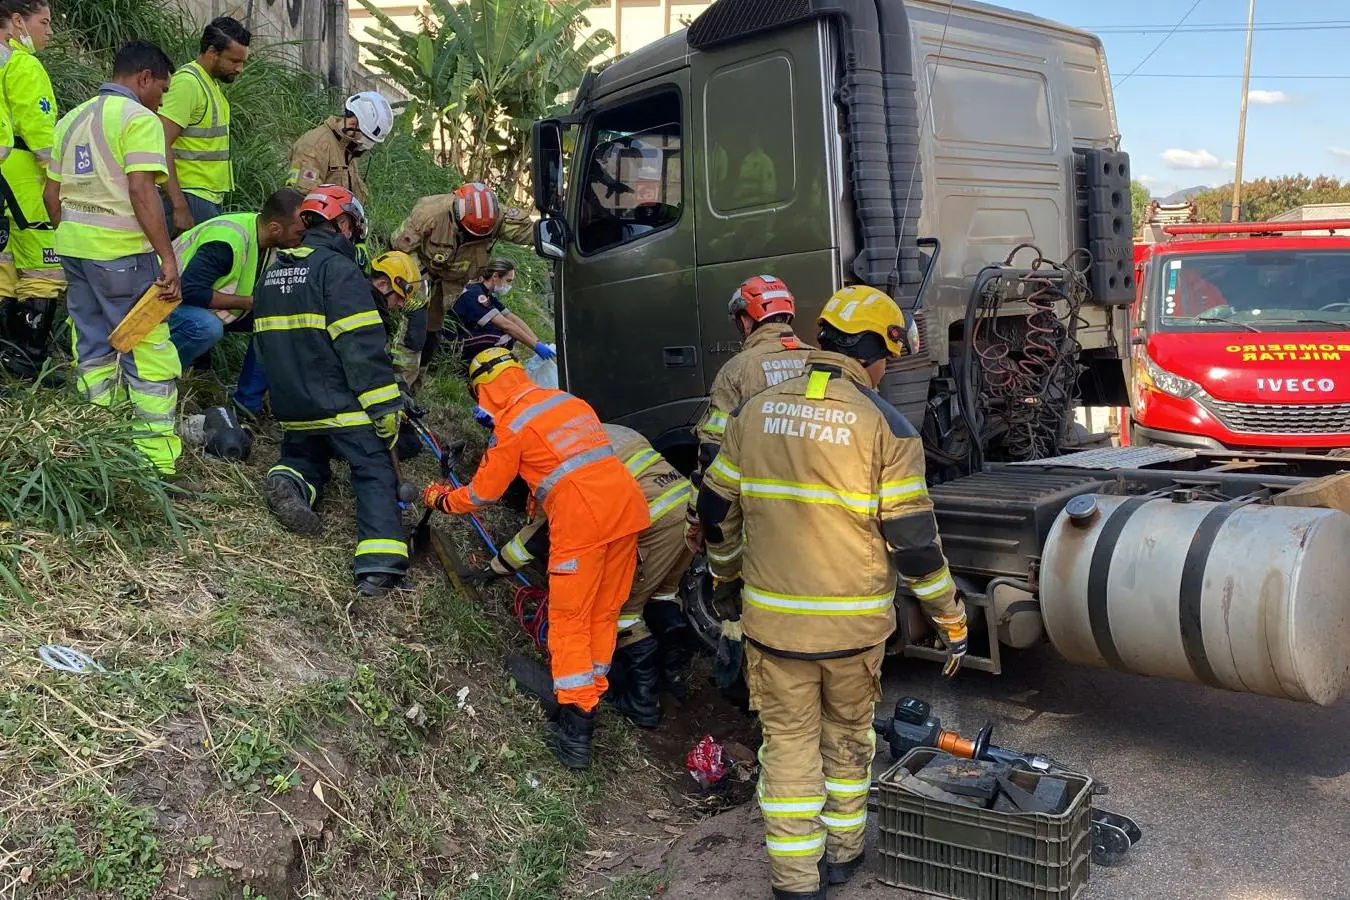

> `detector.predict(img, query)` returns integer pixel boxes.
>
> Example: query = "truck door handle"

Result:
[663,345,697,368]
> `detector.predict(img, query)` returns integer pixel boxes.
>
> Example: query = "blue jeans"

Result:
[167,304,225,368]
[233,337,269,414]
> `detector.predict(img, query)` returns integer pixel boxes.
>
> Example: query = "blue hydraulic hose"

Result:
[410,414,530,588]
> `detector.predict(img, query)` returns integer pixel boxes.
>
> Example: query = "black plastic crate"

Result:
[877,748,1092,900]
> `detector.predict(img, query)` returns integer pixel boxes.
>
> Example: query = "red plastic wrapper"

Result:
[686,735,727,788]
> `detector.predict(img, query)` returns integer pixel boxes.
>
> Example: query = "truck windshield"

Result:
[1151,249,1350,332]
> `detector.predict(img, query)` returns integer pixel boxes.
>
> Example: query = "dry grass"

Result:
[0,299,659,900]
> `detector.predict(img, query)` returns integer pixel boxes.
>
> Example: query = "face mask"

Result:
[346,128,376,154]
[17,26,32,50]
[494,283,513,297]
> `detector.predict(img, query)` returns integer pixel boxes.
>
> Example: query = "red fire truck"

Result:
[1127,215,1350,451]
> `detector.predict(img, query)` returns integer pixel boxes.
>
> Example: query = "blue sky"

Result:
[1011,0,1350,197]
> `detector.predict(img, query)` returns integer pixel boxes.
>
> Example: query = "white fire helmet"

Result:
[344,91,394,150]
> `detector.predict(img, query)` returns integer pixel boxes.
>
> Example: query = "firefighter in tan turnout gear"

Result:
[698,285,969,900]
[686,274,812,685]
[483,424,696,728]
[687,274,812,551]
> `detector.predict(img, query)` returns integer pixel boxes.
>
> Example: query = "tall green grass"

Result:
[0,382,196,599]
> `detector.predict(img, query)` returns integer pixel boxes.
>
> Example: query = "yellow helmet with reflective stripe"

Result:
[370,250,426,309]
[818,285,919,358]
[468,347,522,389]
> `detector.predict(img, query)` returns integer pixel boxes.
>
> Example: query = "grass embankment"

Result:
[0,2,669,895]
[0,286,661,899]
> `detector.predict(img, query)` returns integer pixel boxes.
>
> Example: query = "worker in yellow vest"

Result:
[0,0,59,374]
[44,41,187,482]
[0,11,22,373]
[166,189,306,424]
[158,16,250,236]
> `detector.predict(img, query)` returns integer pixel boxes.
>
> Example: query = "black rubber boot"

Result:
[264,471,322,535]
[545,703,595,770]
[354,572,409,598]
[772,886,826,899]
[18,298,54,366]
[646,602,694,700]
[608,638,662,729]
[773,857,828,898]
[826,851,865,886]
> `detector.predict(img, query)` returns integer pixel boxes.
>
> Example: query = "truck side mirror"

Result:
[531,120,565,217]
[534,218,567,261]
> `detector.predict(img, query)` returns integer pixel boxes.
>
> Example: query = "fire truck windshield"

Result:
[1150,249,1350,332]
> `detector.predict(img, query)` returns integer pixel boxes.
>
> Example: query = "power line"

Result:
[1086,20,1350,34]
[1096,24,1350,34]
[1112,0,1205,89]
[1123,72,1350,80]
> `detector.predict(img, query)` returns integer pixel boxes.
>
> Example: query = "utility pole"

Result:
[1230,0,1256,222]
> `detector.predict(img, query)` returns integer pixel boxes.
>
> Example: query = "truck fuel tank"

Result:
[1040,493,1350,705]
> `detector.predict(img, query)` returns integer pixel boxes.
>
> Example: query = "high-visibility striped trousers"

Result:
[746,642,884,894]
[62,253,182,475]
[547,533,640,712]
[268,427,409,579]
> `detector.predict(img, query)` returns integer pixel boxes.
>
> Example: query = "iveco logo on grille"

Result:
[1256,378,1336,393]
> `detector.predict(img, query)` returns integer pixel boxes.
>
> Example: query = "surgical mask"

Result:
[16,25,32,51]
[494,283,513,297]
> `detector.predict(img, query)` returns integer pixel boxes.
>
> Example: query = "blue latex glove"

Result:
[472,405,494,429]
[534,342,557,361]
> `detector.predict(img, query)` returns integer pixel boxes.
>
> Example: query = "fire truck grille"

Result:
[1204,398,1350,435]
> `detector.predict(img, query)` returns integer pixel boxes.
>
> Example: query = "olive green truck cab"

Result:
[530,0,1134,472]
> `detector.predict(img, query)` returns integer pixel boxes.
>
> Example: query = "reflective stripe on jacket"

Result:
[441,368,648,557]
[172,212,262,324]
[252,227,402,432]
[1,39,58,226]
[502,424,691,568]
[166,61,232,199]
[690,324,812,520]
[49,87,167,261]
[700,350,961,655]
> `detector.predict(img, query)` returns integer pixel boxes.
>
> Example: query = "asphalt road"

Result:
[662,645,1350,900]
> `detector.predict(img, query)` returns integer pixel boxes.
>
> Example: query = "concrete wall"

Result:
[1268,203,1350,223]
[184,0,394,95]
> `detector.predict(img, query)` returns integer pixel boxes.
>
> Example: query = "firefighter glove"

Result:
[462,560,510,587]
[422,481,453,512]
[934,610,969,678]
[714,618,744,690]
[374,411,399,447]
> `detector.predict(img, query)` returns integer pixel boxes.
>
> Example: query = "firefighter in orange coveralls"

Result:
[479,423,696,728]
[699,286,968,900]
[423,347,649,769]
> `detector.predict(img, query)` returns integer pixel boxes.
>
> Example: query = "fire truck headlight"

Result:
[1142,354,1202,400]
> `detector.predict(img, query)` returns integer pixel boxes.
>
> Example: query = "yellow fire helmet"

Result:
[818,284,919,358]
[370,250,427,310]
[468,347,523,389]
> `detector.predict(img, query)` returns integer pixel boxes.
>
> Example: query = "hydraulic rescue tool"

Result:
[874,697,1142,866]
[403,408,550,644]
